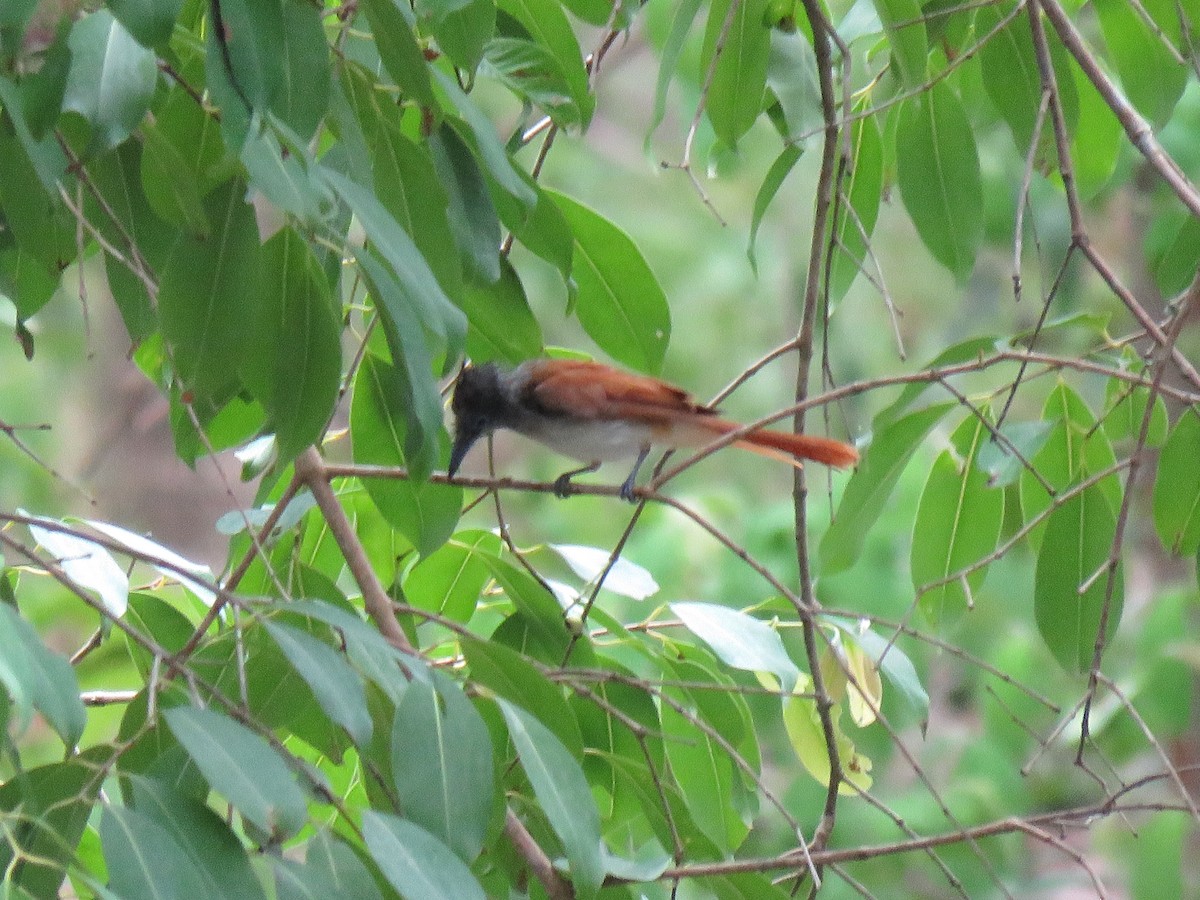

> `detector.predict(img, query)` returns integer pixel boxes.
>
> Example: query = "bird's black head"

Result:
[448,363,504,478]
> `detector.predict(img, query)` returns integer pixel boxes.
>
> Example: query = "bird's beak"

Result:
[447,428,479,479]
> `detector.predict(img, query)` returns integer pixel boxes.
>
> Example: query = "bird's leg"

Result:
[553,461,601,498]
[619,445,652,503]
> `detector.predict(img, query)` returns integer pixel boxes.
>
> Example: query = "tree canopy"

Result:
[1,0,1199,896]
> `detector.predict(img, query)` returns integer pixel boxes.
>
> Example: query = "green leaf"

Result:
[164,706,308,838]
[281,599,418,705]
[350,354,462,555]
[647,0,704,151]
[821,403,954,574]
[274,0,330,139]
[361,812,487,900]
[911,413,1005,625]
[242,227,341,465]
[747,144,802,274]
[157,179,263,402]
[484,35,584,128]
[497,0,593,127]
[457,256,544,364]
[85,142,168,340]
[101,806,211,899]
[432,72,537,208]
[978,2,1077,163]
[1094,0,1187,127]
[548,190,671,374]
[62,10,156,153]
[462,637,583,756]
[429,122,501,285]
[140,119,211,234]
[670,601,800,691]
[299,830,383,900]
[265,621,373,746]
[1020,382,1121,546]
[1131,813,1186,900]
[322,167,466,352]
[0,76,70,193]
[361,0,437,110]
[0,117,73,272]
[1034,487,1123,672]
[828,109,883,302]
[204,0,327,138]
[896,84,982,282]
[0,603,86,747]
[0,754,101,897]
[1103,364,1168,448]
[659,656,751,851]
[764,29,821,142]
[371,119,463,299]
[975,420,1055,488]
[782,683,873,793]
[483,555,570,651]
[490,172,573,279]
[108,0,182,47]
[426,0,495,72]
[499,699,605,900]
[350,249,448,479]
[1071,63,1122,197]
[391,671,495,862]
[240,120,331,227]
[1153,407,1200,556]
[1151,213,1200,299]
[129,777,267,900]
[701,0,771,147]
[403,529,503,621]
[872,0,928,88]
[18,25,71,138]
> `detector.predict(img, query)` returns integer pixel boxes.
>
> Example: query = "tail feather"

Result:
[693,417,857,468]
[738,428,859,468]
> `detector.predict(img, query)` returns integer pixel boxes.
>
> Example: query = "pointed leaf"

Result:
[164,706,308,838]
[821,403,954,574]
[896,85,982,282]
[1153,406,1200,556]
[1034,487,1124,672]
[671,601,799,691]
[26,516,128,618]
[548,190,671,374]
[158,179,263,402]
[701,0,771,147]
[499,699,605,900]
[63,11,156,153]
[391,672,495,862]
[242,227,341,465]
[265,621,373,745]
[351,354,461,554]
[911,413,1005,625]
[0,604,86,746]
[361,812,486,900]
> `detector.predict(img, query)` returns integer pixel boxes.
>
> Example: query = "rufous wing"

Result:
[526,359,711,422]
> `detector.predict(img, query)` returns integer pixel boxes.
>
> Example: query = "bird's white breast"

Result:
[518,417,658,463]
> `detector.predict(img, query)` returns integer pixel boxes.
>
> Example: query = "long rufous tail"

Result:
[701,419,859,468]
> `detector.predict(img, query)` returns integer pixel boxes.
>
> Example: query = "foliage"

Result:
[1,0,1200,896]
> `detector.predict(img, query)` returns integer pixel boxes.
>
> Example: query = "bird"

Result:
[446,358,859,502]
